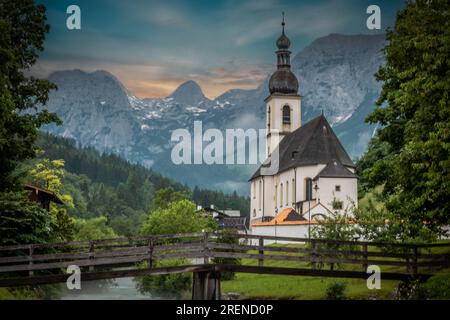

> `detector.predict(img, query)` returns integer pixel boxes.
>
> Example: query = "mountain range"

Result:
[40,33,386,195]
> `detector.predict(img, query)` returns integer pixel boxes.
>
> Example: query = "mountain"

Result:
[40,34,386,195]
[37,133,250,235]
[168,80,210,106]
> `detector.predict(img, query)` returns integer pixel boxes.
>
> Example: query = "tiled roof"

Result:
[250,114,355,180]
[313,160,358,180]
[252,207,318,227]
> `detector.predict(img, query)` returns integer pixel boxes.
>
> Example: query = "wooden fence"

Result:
[1,232,450,287]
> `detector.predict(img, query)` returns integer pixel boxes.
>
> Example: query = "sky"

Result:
[34,0,406,99]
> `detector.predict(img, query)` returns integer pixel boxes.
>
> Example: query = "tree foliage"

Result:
[0,0,60,191]
[73,216,117,241]
[0,191,60,245]
[141,199,216,235]
[361,0,450,240]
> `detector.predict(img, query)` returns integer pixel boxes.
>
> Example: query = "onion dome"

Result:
[269,69,298,94]
[268,13,299,95]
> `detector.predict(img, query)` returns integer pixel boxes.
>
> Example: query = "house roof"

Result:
[250,114,355,180]
[252,207,317,227]
[24,184,63,204]
[313,160,358,180]
[302,202,334,217]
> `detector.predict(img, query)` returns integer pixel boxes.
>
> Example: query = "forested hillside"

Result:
[36,133,250,235]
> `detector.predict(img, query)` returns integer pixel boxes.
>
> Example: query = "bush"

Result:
[325,282,347,300]
[422,271,450,300]
[395,278,428,300]
[135,259,192,299]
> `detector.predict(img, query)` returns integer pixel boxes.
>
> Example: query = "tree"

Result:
[0,191,60,245]
[363,0,450,240]
[0,0,60,191]
[150,187,189,211]
[142,199,216,235]
[73,216,117,241]
[29,158,75,241]
[138,200,216,297]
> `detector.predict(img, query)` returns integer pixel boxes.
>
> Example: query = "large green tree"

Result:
[0,0,60,191]
[363,0,450,239]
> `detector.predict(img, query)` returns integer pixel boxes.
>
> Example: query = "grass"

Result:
[220,242,450,300]
[222,273,398,300]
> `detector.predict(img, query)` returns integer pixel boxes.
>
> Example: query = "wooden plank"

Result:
[0,265,211,287]
[208,251,411,267]
[0,254,150,273]
[213,264,431,281]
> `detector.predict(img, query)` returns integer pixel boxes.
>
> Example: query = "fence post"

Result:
[311,240,317,270]
[203,232,209,265]
[89,241,95,272]
[258,237,264,267]
[148,238,154,269]
[412,246,418,276]
[28,245,34,277]
[362,243,368,272]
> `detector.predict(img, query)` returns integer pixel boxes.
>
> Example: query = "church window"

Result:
[280,183,283,207]
[253,209,256,217]
[305,178,313,201]
[286,181,289,205]
[253,182,256,199]
[335,185,341,192]
[274,184,278,209]
[282,105,291,124]
[267,106,271,130]
[258,180,262,210]
[292,178,295,204]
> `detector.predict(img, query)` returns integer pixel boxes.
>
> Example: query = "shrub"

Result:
[135,259,191,299]
[325,282,347,300]
[422,271,450,300]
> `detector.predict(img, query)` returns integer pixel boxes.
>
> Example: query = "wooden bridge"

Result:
[1,232,449,299]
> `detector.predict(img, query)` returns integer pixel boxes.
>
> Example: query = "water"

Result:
[60,277,154,300]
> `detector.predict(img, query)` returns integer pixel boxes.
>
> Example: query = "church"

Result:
[249,18,358,239]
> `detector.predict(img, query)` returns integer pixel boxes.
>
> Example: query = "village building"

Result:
[249,18,358,239]
[24,184,63,211]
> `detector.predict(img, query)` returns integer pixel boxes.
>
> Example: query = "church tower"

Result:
[266,14,301,155]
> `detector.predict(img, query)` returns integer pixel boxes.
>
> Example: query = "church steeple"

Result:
[269,13,298,95]
[265,13,302,156]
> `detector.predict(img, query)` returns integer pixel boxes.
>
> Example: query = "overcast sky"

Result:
[34,0,406,99]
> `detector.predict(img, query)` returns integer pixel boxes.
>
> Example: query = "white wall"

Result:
[251,225,310,244]
[266,95,301,154]
[316,177,358,215]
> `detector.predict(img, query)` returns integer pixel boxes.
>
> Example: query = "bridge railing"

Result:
[0,232,450,286]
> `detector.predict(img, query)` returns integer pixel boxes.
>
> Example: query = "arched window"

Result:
[280,183,283,207]
[282,105,291,124]
[258,180,262,210]
[267,106,271,130]
[292,178,295,205]
[305,178,313,201]
[274,184,278,209]
[286,181,289,206]
[253,182,256,199]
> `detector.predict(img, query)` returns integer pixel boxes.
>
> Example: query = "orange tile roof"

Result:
[252,207,319,227]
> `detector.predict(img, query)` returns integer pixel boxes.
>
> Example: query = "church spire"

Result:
[269,13,298,95]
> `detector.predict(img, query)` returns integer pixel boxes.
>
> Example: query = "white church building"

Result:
[249,18,358,239]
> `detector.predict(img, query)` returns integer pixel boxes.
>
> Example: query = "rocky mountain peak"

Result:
[168,80,209,105]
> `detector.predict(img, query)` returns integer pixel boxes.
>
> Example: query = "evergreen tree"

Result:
[363,0,450,239]
[0,0,60,191]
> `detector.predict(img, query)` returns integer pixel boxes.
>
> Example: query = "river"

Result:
[59,277,155,300]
